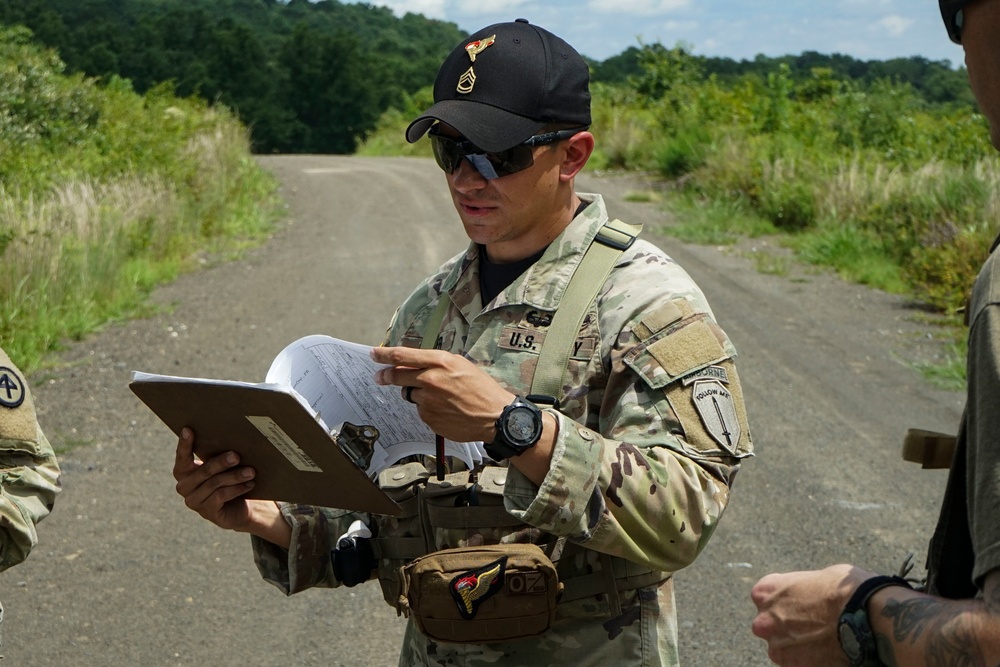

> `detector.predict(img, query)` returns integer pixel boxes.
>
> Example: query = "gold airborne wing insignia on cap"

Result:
[464,35,495,62]
[457,34,495,94]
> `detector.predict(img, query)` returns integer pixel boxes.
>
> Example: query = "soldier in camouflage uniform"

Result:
[751,2,1000,665]
[0,347,62,654]
[174,19,753,666]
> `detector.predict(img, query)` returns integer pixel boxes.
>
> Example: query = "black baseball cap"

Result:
[405,18,591,153]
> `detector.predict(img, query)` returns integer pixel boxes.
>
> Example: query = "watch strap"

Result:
[483,438,518,461]
[839,575,912,666]
[485,397,543,461]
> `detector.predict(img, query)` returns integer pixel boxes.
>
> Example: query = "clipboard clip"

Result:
[336,422,379,473]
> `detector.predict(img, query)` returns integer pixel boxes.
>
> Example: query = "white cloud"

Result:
[663,19,698,32]
[878,14,914,36]
[587,0,691,15]
[455,0,531,15]
[368,1,448,19]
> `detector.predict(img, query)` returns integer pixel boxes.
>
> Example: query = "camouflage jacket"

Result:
[0,346,62,652]
[253,194,753,665]
[0,347,61,572]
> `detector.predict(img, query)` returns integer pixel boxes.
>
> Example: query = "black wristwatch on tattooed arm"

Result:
[484,396,545,461]
[837,575,913,666]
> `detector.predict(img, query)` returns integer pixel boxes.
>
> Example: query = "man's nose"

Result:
[449,157,489,191]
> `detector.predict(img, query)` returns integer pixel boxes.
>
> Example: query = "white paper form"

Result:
[265,335,485,475]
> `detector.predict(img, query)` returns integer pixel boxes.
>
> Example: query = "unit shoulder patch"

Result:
[0,365,26,409]
[691,378,741,455]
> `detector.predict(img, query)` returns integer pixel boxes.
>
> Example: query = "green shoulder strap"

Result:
[418,219,642,401]
[421,297,450,350]
[530,219,641,400]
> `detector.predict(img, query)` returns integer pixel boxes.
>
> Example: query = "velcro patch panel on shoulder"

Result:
[647,318,726,378]
[624,313,732,391]
[632,298,695,341]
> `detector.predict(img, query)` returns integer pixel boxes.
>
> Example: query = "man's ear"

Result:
[559,131,595,181]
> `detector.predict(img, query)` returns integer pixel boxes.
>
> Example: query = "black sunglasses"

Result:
[428,127,587,179]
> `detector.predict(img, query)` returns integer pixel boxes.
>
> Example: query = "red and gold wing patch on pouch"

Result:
[450,556,506,619]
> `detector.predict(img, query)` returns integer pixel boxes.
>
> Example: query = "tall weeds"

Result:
[0,27,280,371]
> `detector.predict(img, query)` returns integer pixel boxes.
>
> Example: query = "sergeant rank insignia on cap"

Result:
[0,365,26,409]
[457,34,495,94]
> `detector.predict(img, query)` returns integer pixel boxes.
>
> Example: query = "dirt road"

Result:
[2,156,965,666]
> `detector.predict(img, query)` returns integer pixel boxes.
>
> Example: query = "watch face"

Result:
[506,407,538,444]
[838,619,862,662]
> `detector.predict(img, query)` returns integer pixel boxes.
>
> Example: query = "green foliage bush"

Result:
[0,25,280,371]
[593,44,998,315]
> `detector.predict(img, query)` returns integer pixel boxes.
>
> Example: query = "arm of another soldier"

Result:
[749,566,1000,666]
[0,353,61,571]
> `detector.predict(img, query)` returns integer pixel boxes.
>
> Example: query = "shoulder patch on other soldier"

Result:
[0,350,40,445]
[0,365,25,409]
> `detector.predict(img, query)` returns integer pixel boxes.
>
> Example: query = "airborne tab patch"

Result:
[691,379,741,454]
[681,365,730,387]
[450,556,506,619]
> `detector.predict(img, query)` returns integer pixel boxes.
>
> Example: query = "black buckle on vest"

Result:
[526,394,560,410]
[595,226,636,251]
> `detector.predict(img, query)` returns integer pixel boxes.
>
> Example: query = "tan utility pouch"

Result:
[396,543,563,644]
[902,428,957,469]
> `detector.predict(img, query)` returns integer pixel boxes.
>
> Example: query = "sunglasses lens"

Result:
[428,133,536,178]
[487,147,534,177]
[430,135,463,174]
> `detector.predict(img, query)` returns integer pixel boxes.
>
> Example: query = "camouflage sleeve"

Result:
[504,297,753,574]
[251,503,365,594]
[0,353,61,572]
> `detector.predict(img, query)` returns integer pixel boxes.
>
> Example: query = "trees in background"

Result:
[0,1,976,155]
[0,0,462,154]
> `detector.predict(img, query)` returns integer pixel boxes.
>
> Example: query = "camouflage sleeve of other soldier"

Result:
[0,347,62,570]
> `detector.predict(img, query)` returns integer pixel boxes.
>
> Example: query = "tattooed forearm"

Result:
[986,585,1000,616]
[884,597,941,643]
[879,597,988,667]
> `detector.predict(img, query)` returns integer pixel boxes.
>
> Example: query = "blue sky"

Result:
[353,0,966,67]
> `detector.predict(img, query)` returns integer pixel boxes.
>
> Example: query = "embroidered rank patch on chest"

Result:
[450,556,506,619]
[0,365,26,409]
[526,310,552,327]
[691,378,741,454]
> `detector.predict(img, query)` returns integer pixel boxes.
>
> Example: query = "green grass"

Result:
[900,336,967,391]
[660,194,778,245]
[787,225,908,294]
[0,31,283,373]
